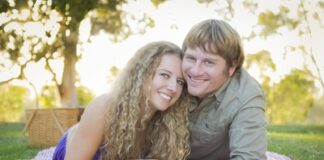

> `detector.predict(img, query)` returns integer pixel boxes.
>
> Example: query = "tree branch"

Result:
[25,77,39,108]
[45,58,60,89]
[300,0,324,89]
[0,59,32,85]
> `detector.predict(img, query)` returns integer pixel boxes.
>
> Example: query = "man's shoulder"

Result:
[228,69,264,101]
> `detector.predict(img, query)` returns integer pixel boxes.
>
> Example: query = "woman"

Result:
[52,41,190,160]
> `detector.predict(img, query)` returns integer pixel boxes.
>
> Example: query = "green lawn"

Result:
[1,123,324,160]
[0,123,41,159]
[267,125,324,160]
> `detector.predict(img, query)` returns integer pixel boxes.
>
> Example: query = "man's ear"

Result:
[228,66,236,77]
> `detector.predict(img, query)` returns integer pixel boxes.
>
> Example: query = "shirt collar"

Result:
[213,77,231,103]
[189,77,232,111]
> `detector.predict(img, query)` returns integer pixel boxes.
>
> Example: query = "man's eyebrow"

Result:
[204,57,218,61]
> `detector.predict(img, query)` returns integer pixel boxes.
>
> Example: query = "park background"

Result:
[0,0,323,159]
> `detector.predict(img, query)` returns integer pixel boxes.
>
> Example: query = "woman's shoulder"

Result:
[90,93,110,106]
[85,93,111,113]
[78,93,112,125]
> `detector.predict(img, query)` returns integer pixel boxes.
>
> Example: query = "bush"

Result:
[0,84,29,122]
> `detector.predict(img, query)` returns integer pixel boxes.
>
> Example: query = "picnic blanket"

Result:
[33,147,291,160]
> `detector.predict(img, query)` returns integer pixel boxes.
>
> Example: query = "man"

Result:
[182,19,267,160]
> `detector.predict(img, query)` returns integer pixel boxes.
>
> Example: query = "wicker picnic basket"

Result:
[24,108,84,147]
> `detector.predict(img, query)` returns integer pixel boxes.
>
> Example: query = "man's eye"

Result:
[205,60,214,65]
[185,56,195,61]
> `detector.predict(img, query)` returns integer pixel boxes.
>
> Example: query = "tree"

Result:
[0,0,163,107]
[242,0,322,123]
[265,69,315,124]
[245,0,324,90]
[199,0,323,90]
[244,49,315,123]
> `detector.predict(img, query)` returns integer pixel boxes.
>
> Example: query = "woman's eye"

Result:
[177,79,185,86]
[160,73,169,78]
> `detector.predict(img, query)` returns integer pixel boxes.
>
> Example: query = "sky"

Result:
[2,0,323,96]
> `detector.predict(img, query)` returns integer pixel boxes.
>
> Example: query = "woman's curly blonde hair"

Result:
[101,41,190,160]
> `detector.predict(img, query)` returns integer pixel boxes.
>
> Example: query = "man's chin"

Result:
[188,88,204,97]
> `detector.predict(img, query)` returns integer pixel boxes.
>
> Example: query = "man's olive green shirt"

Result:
[188,69,267,160]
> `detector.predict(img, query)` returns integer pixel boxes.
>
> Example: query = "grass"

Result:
[0,123,324,160]
[0,123,41,160]
[267,125,324,160]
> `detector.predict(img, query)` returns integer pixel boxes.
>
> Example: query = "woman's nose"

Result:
[167,79,177,92]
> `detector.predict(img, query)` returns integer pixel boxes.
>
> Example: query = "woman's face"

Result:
[147,54,185,111]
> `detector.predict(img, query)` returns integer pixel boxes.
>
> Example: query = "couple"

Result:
[52,19,268,160]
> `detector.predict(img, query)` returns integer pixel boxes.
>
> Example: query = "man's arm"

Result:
[229,96,267,160]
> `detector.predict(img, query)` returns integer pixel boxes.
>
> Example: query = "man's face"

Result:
[182,47,235,99]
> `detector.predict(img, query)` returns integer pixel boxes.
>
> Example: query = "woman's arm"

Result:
[65,94,109,160]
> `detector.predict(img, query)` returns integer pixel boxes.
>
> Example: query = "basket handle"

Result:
[23,110,37,134]
[50,109,65,135]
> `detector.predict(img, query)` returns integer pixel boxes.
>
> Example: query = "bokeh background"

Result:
[1,0,323,125]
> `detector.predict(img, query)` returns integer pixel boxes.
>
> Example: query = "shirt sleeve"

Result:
[228,96,268,160]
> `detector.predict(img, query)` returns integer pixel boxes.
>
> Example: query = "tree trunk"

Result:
[59,53,78,107]
[59,28,79,108]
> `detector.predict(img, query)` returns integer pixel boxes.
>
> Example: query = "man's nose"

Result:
[190,62,203,75]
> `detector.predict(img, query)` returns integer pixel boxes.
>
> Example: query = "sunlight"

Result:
[1,0,323,96]
[76,0,279,95]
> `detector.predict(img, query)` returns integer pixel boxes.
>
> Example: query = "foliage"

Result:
[76,84,94,107]
[307,95,324,124]
[249,0,322,123]
[250,0,324,89]
[107,65,120,84]
[264,69,315,124]
[245,50,276,80]
[0,83,94,123]
[0,84,28,122]
[1,0,322,122]
[38,85,60,109]
[38,84,94,108]
[245,50,315,124]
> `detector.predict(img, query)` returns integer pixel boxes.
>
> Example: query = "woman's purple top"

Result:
[52,132,101,160]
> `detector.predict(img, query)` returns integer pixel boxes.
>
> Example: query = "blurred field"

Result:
[0,123,324,160]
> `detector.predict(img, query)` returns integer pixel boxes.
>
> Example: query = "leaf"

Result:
[245,50,276,71]
[0,0,10,12]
